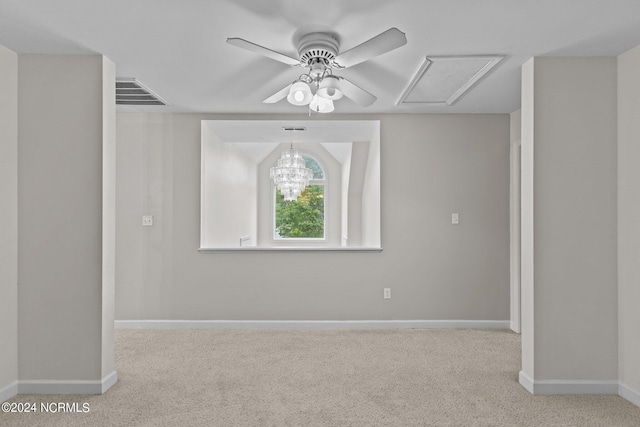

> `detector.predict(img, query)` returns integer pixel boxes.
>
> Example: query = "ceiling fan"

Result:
[226,28,407,113]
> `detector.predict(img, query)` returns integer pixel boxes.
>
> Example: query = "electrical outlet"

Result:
[383,288,391,299]
[451,213,459,225]
[142,215,153,226]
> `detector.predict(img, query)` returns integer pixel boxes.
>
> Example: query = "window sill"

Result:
[198,247,383,253]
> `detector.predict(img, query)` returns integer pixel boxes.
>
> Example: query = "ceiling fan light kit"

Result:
[287,81,313,106]
[317,75,344,100]
[285,68,341,112]
[309,94,335,113]
[227,28,407,113]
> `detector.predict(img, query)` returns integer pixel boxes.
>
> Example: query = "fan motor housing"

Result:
[297,32,340,66]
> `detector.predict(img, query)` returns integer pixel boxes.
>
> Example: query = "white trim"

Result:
[519,371,618,395]
[198,247,383,253]
[619,383,640,408]
[0,380,18,402]
[519,371,534,394]
[531,380,619,395]
[101,370,118,394]
[115,319,510,330]
[18,371,117,395]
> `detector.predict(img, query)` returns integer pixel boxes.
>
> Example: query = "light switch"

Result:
[451,213,459,225]
[142,215,153,226]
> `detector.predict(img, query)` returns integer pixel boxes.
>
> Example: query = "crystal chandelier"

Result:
[270,146,313,201]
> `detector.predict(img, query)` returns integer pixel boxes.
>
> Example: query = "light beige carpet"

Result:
[2,329,640,426]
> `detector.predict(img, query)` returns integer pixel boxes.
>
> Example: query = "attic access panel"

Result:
[397,56,503,106]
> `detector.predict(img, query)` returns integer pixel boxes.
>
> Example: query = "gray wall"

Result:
[17,54,115,383]
[520,57,618,382]
[0,43,18,399]
[520,59,535,376]
[509,109,521,334]
[618,45,640,395]
[101,55,117,380]
[115,113,510,321]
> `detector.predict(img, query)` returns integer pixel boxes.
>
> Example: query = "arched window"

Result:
[273,153,326,240]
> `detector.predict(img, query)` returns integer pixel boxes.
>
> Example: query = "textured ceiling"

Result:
[2,0,640,114]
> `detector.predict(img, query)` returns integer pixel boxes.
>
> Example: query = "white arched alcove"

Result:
[200,119,381,251]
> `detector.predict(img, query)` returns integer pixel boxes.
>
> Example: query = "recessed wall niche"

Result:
[200,120,381,251]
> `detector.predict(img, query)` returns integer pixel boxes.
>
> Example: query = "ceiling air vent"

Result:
[116,78,168,106]
[396,56,503,106]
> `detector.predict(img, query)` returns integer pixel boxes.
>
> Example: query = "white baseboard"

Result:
[619,382,640,407]
[509,320,520,334]
[519,371,535,394]
[115,319,510,330]
[18,371,117,395]
[519,371,618,395]
[0,380,18,402]
[101,370,118,394]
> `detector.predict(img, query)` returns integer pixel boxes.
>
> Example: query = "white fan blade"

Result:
[227,38,300,66]
[339,78,377,107]
[334,28,407,69]
[263,84,292,104]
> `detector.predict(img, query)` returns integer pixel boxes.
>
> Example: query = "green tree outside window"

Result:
[275,185,324,238]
